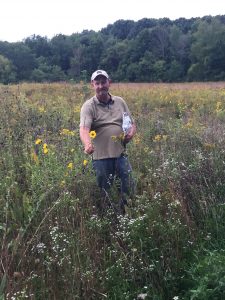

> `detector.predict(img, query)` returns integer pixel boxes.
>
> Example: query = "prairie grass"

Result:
[0,82,225,299]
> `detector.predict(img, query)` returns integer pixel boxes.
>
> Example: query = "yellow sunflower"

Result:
[89,130,96,139]
[35,138,42,145]
[43,143,48,154]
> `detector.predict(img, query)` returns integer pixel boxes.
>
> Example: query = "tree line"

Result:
[0,15,225,84]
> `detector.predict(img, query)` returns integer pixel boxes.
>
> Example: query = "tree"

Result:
[0,15,225,83]
[24,35,52,58]
[166,60,184,82]
[149,26,170,60]
[50,34,73,72]
[125,29,153,63]
[188,18,225,81]
[101,41,128,73]
[4,42,36,81]
[174,17,197,34]
[0,54,16,84]
[101,20,135,39]
[127,18,158,39]
[31,61,66,82]
[126,62,140,82]
[69,31,104,79]
[152,60,167,82]
[138,51,155,81]
[68,45,86,79]
[169,25,191,80]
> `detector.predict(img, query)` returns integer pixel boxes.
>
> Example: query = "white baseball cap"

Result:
[91,70,109,81]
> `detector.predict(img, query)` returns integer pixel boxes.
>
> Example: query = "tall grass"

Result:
[0,82,225,299]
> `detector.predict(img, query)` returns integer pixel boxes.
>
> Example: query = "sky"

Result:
[1,0,224,42]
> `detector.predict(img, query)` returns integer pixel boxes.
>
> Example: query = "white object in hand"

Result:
[122,112,132,134]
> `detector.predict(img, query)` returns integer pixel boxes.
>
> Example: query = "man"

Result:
[79,70,136,214]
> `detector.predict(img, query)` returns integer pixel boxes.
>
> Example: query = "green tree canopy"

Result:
[0,54,16,84]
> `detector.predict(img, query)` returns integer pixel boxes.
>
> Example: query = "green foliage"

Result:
[1,83,225,299]
[31,63,66,82]
[184,249,225,300]
[1,16,225,82]
[188,18,225,81]
[0,54,16,84]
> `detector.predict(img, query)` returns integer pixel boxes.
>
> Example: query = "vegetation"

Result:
[1,81,225,299]
[1,15,225,83]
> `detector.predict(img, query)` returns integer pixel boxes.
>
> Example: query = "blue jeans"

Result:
[92,155,134,196]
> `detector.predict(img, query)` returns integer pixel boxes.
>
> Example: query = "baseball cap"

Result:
[91,70,109,81]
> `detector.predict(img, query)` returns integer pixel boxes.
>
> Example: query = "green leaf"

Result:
[0,273,6,297]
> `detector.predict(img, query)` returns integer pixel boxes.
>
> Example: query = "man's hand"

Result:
[84,142,94,155]
[80,126,95,155]
[124,123,136,143]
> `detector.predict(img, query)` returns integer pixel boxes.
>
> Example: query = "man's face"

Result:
[91,75,110,98]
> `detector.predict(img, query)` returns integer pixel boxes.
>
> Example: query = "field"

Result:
[1,81,225,299]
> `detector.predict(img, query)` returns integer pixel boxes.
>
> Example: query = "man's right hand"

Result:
[80,127,95,155]
[84,143,94,155]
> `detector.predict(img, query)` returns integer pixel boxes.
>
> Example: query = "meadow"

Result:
[0,81,225,300]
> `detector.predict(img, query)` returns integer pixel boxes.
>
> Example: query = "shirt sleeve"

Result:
[79,102,93,129]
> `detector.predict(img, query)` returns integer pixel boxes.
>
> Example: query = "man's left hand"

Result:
[124,124,136,143]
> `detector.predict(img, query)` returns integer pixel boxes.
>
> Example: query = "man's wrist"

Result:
[85,141,92,148]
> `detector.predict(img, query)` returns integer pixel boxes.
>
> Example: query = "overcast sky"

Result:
[1,0,224,42]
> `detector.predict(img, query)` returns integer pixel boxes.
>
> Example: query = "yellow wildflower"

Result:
[60,128,70,135]
[89,130,96,139]
[38,106,46,113]
[111,133,125,142]
[216,101,222,113]
[60,129,75,136]
[67,162,73,169]
[184,120,193,128]
[35,138,42,145]
[119,132,125,140]
[60,180,66,187]
[111,135,117,141]
[83,159,88,166]
[43,143,48,154]
[74,105,81,113]
[133,135,141,145]
[153,134,161,142]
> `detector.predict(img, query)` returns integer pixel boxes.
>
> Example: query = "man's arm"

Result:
[80,126,95,155]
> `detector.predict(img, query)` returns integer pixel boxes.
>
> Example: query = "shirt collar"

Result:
[93,94,115,105]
